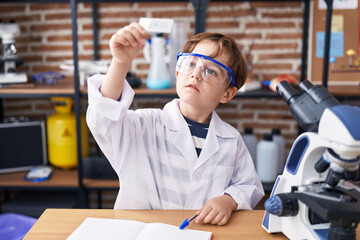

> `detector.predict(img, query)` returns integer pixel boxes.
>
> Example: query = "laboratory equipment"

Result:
[47,97,89,169]
[0,21,27,84]
[141,18,173,90]
[262,80,360,240]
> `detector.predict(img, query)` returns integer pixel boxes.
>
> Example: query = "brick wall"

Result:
[1,1,304,141]
[1,2,359,208]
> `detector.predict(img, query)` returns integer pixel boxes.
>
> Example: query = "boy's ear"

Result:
[220,86,238,104]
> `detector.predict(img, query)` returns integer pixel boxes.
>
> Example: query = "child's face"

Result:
[176,40,237,111]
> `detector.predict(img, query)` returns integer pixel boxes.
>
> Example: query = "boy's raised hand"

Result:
[195,194,237,225]
[109,22,147,64]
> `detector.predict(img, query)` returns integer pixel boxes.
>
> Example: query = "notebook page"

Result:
[66,217,145,240]
[135,222,212,240]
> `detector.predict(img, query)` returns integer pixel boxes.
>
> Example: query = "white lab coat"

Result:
[86,74,264,210]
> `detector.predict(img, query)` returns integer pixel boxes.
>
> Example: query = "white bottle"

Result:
[256,133,279,183]
[242,128,258,167]
[272,128,286,174]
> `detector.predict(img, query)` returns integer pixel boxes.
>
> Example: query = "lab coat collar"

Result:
[162,99,236,138]
[162,99,236,170]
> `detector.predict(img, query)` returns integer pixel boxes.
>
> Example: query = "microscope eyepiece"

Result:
[276,80,299,105]
[298,80,314,93]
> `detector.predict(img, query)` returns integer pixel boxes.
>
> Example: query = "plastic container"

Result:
[256,133,279,183]
[0,213,36,240]
[272,128,286,174]
[47,97,89,169]
[242,128,258,167]
[146,33,171,89]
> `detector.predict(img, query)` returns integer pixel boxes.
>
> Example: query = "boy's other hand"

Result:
[195,194,237,225]
[109,22,147,65]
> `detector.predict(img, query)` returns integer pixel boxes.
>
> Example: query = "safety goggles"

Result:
[176,52,236,87]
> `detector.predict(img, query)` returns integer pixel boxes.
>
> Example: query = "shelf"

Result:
[0,168,78,190]
[1,83,360,99]
[0,82,75,98]
[327,85,360,97]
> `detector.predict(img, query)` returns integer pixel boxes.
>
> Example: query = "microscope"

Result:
[0,21,27,84]
[262,80,360,240]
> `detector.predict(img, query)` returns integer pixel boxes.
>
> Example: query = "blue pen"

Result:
[179,214,198,230]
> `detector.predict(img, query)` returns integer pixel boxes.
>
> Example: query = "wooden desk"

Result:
[25,209,287,240]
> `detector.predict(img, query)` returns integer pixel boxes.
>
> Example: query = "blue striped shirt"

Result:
[184,116,209,157]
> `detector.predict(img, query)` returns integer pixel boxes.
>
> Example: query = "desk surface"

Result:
[25,209,288,240]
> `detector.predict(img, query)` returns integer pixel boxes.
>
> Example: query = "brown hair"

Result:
[182,32,248,89]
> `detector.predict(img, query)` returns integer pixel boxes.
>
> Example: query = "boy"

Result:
[86,22,264,226]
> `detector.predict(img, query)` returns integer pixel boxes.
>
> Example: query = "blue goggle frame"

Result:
[177,52,236,87]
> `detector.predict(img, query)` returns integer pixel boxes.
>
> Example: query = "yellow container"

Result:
[47,97,89,169]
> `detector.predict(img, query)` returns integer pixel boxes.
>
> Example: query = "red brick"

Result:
[95,3,133,8]
[45,12,92,21]
[47,34,93,42]
[258,53,302,60]
[30,3,70,10]
[216,102,238,110]
[22,56,43,62]
[0,4,26,12]
[262,12,303,19]
[35,103,52,111]
[1,15,41,23]
[250,2,301,8]
[83,43,109,51]
[33,65,62,72]
[265,33,302,39]
[252,43,298,50]
[136,63,150,70]
[137,2,189,8]
[31,45,73,52]
[4,104,32,112]
[227,33,261,40]
[196,21,239,29]
[16,35,42,44]
[208,2,245,7]
[99,11,146,18]
[258,113,294,120]
[101,34,113,41]
[30,23,71,32]
[246,22,296,29]
[152,10,194,18]
[207,9,254,18]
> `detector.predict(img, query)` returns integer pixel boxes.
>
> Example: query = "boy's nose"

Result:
[190,66,203,81]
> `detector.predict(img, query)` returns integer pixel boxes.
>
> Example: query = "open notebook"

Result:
[67,217,213,240]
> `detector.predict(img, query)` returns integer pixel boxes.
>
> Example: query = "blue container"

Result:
[0,213,37,240]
